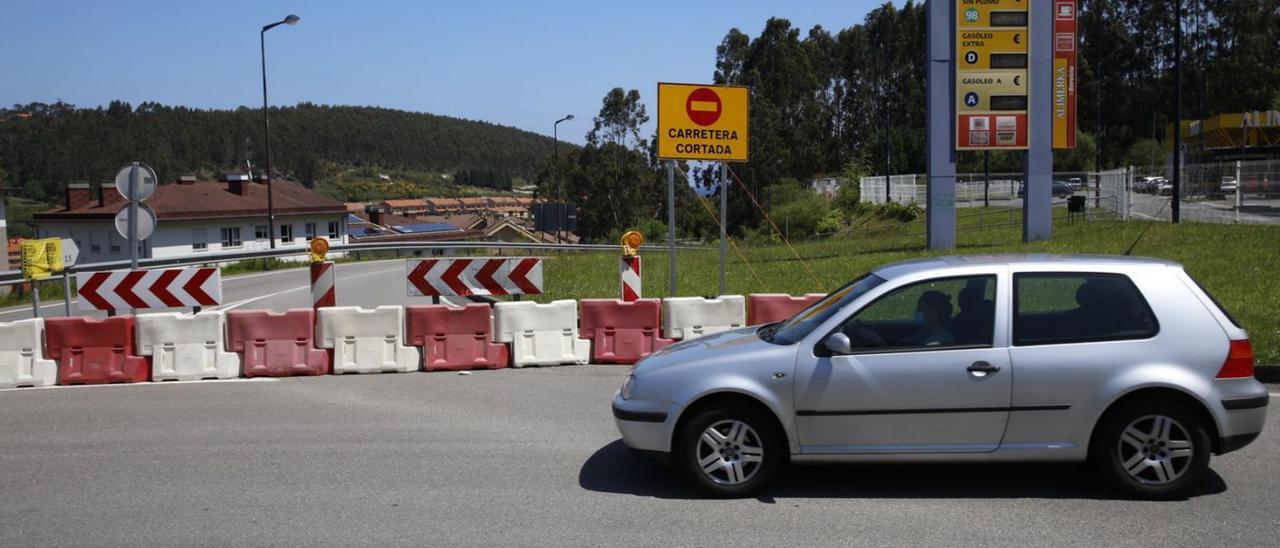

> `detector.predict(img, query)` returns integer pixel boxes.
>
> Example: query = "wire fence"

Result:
[853,161,1279,226]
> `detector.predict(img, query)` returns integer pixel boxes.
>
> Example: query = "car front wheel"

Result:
[1093,400,1211,500]
[676,405,783,497]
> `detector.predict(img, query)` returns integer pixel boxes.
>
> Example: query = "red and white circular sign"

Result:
[685,87,722,126]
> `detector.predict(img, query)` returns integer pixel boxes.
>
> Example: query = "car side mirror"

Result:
[824,332,853,355]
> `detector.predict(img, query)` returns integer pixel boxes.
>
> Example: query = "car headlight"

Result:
[620,374,635,400]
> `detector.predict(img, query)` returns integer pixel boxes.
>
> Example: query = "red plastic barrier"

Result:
[44,316,149,385]
[747,293,826,325]
[578,299,674,365]
[405,304,508,371]
[226,309,329,377]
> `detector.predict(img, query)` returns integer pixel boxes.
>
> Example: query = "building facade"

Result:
[32,175,348,265]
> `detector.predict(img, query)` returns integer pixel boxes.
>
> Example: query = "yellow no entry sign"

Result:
[657,82,749,161]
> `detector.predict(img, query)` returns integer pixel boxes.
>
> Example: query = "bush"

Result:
[770,194,831,239]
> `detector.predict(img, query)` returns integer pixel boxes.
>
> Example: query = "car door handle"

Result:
[967,361,1001,373]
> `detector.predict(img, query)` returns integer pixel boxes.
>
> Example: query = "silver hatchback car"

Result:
[612,255,1267,499]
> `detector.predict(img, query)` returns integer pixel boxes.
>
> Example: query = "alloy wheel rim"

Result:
[1117,414,1194,486]
[695,419,765,486]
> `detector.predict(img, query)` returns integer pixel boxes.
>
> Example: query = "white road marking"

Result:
[0,377,280,393]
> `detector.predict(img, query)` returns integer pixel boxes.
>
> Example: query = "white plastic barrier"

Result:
[136,311,241,381]
[316,306,420,374]
[662,295,747,340]
[0,318,57,388]
[493,300,590,367]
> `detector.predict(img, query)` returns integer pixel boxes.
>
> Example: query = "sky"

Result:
[0,0,894,144]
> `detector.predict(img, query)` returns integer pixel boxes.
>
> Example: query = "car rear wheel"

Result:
[676,405,782,497]
[1093,400,1211,500]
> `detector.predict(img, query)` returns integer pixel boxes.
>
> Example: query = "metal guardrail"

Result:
[0,240,704,287]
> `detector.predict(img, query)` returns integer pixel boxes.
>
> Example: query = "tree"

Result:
[1124,139,1166,173]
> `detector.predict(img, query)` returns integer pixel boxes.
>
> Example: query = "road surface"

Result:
[1,369,1277,546]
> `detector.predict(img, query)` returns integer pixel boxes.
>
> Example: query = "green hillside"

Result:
[0,101,565,201]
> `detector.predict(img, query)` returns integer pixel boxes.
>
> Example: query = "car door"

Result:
[793,272,1012,454]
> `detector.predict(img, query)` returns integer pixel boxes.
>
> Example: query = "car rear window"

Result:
[1186,274,1242,329]
[1013,272,1158,346]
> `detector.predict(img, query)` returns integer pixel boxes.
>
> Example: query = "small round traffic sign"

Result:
[115,162,158,202]
[686,87,722,126]
[965,92,980,107]
[114,203,157,241]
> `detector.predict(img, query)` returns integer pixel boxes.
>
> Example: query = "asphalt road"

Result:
[1,368,1277,546]
[0,259,458,323]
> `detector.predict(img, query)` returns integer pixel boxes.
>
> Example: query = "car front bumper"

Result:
[612,391,680,453]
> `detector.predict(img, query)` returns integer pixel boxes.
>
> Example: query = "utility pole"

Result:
[1171,0,1182,223]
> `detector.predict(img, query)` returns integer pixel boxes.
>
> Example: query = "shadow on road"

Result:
[578,439,1227,501]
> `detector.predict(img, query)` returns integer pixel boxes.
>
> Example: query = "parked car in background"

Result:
[1220,176,1238,197]
[612,255,1267,499]
[1017,180,1074,199]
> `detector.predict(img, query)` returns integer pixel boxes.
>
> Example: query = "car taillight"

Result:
[1217,339,1255,379]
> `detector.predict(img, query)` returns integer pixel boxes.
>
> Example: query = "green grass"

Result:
[536,211,1280,364]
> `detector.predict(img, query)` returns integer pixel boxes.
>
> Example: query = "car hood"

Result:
[633,325,778,375]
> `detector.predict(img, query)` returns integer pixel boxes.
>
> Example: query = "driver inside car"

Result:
[848,290,956,348]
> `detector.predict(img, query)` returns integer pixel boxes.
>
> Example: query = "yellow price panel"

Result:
[657,82,750,162]
[958,29,1027,69]
[957,0,1029,28]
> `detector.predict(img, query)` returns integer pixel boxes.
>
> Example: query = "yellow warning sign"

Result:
[20,238,64,281]
[657,82,749,162]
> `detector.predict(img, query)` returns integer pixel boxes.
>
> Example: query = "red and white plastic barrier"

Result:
[493,300,590,367]
[662,295,746,340]
[317,306,420,374]
[136,311,241,381]
[0,318,58,388]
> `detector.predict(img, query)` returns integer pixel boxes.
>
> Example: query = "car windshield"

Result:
[760,274,886,345]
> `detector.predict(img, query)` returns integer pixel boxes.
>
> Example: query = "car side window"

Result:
[834,275,997,352]
[1013,272,1158,346]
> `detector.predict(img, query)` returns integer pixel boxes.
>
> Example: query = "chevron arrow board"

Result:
[406,258,543,296]
[77,267,221,311]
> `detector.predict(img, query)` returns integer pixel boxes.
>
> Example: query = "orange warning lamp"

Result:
[309,237,330,263]
[621,230,644,256]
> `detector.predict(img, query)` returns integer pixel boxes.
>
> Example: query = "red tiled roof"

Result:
[34,180,345,221]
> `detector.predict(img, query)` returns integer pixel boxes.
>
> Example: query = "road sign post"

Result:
[927,0,957,249]
[657,82,749,294]
[1024,0,1053,241]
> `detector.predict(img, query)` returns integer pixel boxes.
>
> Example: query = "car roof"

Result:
[872,254,1181,279]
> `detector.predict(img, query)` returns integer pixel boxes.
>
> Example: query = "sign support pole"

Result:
[926,0,956,250]
[718,163,727,296]
[1023,0,1052,242]
[666,160,676,298]
[128,163,140,269]
[31,281,40,319]
[62,269,72,316]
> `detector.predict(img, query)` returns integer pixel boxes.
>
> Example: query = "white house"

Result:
[32,175,349,265]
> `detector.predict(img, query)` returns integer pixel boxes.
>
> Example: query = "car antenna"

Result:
[1122,195,1172,256]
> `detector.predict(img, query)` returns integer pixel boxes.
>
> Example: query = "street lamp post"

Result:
[553,114,574,243]
[261,14,300,249]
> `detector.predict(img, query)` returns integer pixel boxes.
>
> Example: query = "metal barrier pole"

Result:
[1235,160,1242,224]
[62,269,72,316]
[718,162,727,296]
